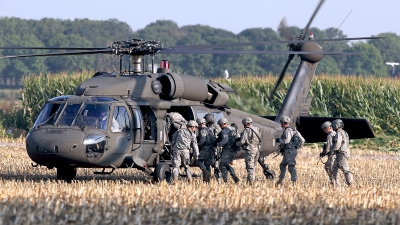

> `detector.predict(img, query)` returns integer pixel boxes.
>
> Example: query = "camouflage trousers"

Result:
[171,149,191,179]
[278,148,298,182]
[195,147,214,172]
[332,152,353,187]
[324,153,337,185]
[219,148,237,181]
[244,149,260,181]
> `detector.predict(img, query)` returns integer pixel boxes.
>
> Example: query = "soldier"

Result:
[171,120,199,182]
[236,117,261,184]
[331,119,353,187]
[195,118,213,182]
[216,118,240,183]
[275,116,297,186]
[204,113,222,179]
[319,121,336,185]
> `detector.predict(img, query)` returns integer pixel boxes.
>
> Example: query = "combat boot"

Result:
[187,177,192,183]
[231,174,240,183]
[275,179,283,187]
[222,177,228,183]
[202,169,211,182]
[292,181,297,187]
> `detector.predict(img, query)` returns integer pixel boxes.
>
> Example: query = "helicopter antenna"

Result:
[323,9,352,49]
[56,88,63,95]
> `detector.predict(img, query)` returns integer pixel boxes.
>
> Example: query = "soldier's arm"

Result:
[191,134,199,158]
[279,129,292,144]
[325,133,334,153]
[236,129,249,146]
[217,130,229,147]
[197,129,207,147]
[332,131,342,151]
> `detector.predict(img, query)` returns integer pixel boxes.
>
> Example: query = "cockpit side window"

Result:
[32,103,64,128]
[58,104,81,126]
[112,106,130,132]
[74,103,111,130]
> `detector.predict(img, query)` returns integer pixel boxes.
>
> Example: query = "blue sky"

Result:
[0,0,397,38]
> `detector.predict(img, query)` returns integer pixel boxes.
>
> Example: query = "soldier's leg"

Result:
[324,155,335,185]
[286,149,298,182]
[277,156,287,184]
[204,151,214,173]
[331,156,340,187]
[338,154,353,186]
[171,150,181,180]
[195,158,207,171]
[245,150,257,182]
[182,150,192,179]
[219,151,231,182]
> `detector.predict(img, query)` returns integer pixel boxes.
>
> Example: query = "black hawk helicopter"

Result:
[0,0,376,182]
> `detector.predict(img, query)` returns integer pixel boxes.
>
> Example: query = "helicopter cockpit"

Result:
[32,96,125,132]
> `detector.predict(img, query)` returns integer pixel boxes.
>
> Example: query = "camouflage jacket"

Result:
[278,127,294,149]
[323,130,336,155]
[332,129,349,154]
[217,125,238,149]
[171,128,199,157]
[207,123,221,138]
[237,126,261,151]
[198,126,215,150]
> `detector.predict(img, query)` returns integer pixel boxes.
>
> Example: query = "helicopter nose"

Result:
[26,128,86,166]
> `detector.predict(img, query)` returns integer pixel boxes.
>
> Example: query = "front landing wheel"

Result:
[57,167,77,182]
[153,163,171,183]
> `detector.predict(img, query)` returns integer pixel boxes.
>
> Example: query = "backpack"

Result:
[165,112,187,132]
[291,129,305,149]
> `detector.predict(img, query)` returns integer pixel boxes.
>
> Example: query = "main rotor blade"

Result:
[0,47,109,50]
[158,49,361,55]
[268,56,293,101]
[301,0,325,39]
[278,16,293,41]
[167,36,382,49]
[0,49,112,59]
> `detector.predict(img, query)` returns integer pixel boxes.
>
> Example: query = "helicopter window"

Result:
[112,106,130,132]
[74,103,111,130]
[58,104,81,126]
[33,103,64,128]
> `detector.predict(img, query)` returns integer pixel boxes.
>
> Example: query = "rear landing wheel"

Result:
[57,167,77,182]
[153,163,171,183]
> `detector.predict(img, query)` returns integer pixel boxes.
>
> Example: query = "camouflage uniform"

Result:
[217,125,239,182]
[195,126,215,172]
[277,127,298,182]
[323,130,336,185]
[331,129,352,186]
[236,125,261,182]
[207,122,223,178]
[171,128,199,180]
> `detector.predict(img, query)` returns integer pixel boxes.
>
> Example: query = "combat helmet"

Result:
[217,118,228,125]
[242,117,253,125]
[279,116,290,124]
[331,119,344,130]
[196,118,206,125]
[187,120,198,127]
[321,121,332,130]
[204,113,214,123]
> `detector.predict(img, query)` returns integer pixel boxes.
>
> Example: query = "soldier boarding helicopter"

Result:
[0,0,377,182]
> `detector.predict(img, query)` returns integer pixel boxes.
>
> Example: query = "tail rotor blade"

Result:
[269,55,293,101]
[301,0,325,39]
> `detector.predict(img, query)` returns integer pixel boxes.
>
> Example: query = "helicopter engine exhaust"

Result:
[158,73,208,101]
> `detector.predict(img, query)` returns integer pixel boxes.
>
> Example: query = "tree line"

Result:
[0,17,399,85]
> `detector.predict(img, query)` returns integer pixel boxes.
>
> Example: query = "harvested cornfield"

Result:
[1,142,399,224]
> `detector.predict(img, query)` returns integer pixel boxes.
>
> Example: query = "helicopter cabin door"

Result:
[106,105,132,156]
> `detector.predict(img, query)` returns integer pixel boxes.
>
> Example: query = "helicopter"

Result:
[0,0,377,182]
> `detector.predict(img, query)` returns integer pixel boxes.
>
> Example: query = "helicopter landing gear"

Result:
[57,167,77,182]
[153,163,171,183]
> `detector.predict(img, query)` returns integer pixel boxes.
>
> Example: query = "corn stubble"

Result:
[0,143,399,224]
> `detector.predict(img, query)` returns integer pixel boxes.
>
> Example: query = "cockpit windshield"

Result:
[32,97,116,131]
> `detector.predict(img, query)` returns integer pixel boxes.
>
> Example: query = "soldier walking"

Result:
[195,118,213,182]
[319,121,336,185]
[171,120,199,183]
[236,117,261,184]
[331,119,353,187]
[276,116,298,186]
[204,113,222,179]
[216,118,240,183]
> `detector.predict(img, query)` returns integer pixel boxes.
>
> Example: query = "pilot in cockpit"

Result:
[98,107,120,132]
